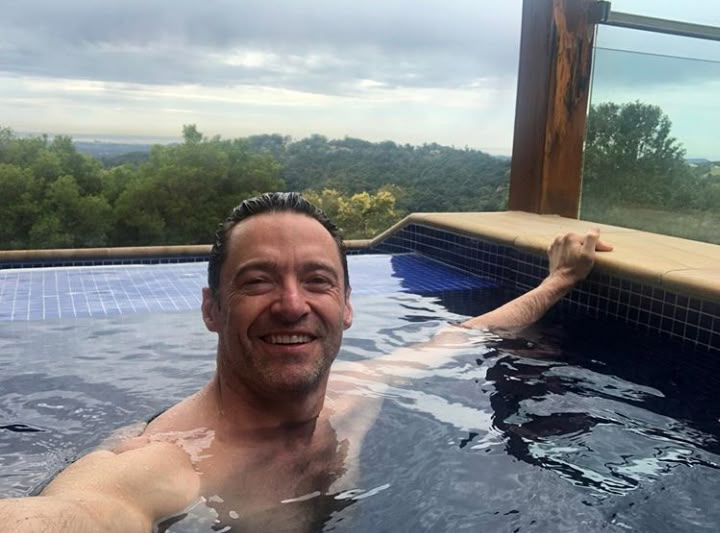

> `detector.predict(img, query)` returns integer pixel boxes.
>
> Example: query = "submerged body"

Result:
[0,193,611,532]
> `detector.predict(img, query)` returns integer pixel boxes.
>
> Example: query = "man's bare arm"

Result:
[462,229,612,331]
[334,229,612,376]
[0,442,199,533]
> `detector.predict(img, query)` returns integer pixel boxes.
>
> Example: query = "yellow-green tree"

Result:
[303,187,404,239]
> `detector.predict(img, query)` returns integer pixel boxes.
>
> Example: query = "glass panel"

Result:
[580,24,720,244]
[0,2,519,250]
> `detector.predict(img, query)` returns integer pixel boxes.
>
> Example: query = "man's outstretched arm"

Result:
[0,442,199,533]
[338,229,613,372]
[462,229,612,331]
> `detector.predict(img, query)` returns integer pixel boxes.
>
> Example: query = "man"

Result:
[0,192,612,531]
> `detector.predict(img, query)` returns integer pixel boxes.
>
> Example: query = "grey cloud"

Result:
[1,0,522,92]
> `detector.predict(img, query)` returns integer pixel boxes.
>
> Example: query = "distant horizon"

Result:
[14,128,516,158]
[14,128,719,162]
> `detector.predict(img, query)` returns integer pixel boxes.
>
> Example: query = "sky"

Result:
[0,0,718,158]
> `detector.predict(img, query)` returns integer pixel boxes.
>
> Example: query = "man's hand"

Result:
[0,442,200,533]
[547,228,613,287]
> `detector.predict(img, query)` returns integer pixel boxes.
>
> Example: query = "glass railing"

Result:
[580,18,720,244]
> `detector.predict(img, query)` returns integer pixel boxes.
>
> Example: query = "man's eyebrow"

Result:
[230,260,339,279]
[231,260,278,280]
[300,261,340,279]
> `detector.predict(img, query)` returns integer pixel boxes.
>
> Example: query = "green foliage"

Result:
[581,101,718,243]
[0,163,41,249]
[31,175,113,248]
[0,134,49,167]
[111,128,284,245]
[182,124,204,144]
[247,134,509,213]
[303,187,405,239]
[0,125,284,250]
[582,101,692,208]
[48,136,104,195]
[99,151,150,168]
[1,123,510,250]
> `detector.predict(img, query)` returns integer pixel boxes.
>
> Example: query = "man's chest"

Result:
[199,430,352,501]
[179,441,354,531]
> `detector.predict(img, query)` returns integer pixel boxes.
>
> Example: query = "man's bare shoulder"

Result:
[144,391,210,434]
[107,389,216,467]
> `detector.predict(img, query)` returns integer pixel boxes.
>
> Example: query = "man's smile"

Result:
[262,333,316,345]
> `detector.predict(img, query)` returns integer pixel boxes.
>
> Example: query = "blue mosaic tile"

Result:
[363,223,720,354]
[349,254,496,295]
[0,254,496,322]
[0,264,206,321]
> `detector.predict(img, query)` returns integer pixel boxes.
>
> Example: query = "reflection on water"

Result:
[1,291,719,531]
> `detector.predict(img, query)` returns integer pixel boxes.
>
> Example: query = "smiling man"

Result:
[0,192,612,532]
[205,207,353,402]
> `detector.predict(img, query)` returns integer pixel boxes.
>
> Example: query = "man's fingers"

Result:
[595,239,614,252]
[582,229,599,254]
[582,228,613,253]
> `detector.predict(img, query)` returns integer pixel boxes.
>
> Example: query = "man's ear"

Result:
[202,287,221,332]
[343,288,353,330]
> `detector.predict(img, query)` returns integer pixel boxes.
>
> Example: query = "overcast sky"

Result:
[1,0,718,158]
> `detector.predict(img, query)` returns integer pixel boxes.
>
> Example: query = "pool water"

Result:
[1,255,719,532]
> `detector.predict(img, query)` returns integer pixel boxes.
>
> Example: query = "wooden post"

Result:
[508,0,597,217]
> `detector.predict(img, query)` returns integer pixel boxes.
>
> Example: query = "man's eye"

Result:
[243,278,271,289]
[307,276,331,286]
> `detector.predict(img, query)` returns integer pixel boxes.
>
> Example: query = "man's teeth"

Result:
[267,334,312,345]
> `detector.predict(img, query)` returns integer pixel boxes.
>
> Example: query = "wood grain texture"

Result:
[509,0,596,218]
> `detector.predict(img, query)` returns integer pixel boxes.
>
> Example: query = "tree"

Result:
[182,124,204,144]
[0,164,41,249]
[112,126,284,245]
[582,101,693,208]
[48,135,104,194]
[29,175,112,248]
[303,187,405,239]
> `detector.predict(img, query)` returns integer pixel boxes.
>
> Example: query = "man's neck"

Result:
[205,373,330,444]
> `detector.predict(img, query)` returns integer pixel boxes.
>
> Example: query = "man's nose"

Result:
[271,280,310,321]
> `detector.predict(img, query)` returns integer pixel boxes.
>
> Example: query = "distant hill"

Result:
[74,140,152,158]
[73,140,159,167]
[244,134,510,212]
[75,133,511,212]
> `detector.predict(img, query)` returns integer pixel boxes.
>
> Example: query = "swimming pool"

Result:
[1,254,719,532]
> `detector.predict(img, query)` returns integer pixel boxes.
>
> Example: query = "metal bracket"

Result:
[588,1,611,24]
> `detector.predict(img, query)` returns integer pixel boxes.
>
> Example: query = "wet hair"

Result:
[208,192,349,296]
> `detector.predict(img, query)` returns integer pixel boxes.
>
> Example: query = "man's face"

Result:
[202,211,353,398]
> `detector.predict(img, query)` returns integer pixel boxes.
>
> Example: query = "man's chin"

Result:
[259,367,329,396]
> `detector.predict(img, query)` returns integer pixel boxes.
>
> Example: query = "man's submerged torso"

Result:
[157,429,356,531]
[136,327,489,531]
[146,377,381,532]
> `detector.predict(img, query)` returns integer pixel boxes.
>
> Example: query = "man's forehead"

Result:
[225,211,340,262]
[228,211,330,240]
